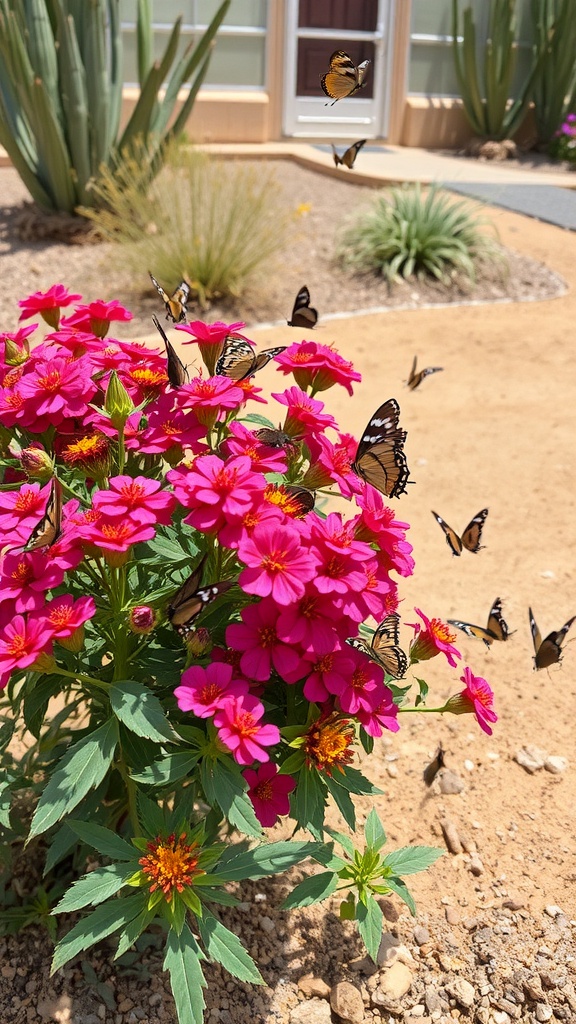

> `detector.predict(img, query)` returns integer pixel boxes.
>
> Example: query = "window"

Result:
[120,0,267,88]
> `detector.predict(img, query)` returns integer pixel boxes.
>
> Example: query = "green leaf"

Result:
[23,673,62,738]
[118,725,159,772]
[335,767,382,796]
[242,413,276,429]
[67,821,136,863]
[216,841,322,882]
[309,841,347,872]
[364,808,387,853]
[29,719,119,840]
[137,790,166,837]
[383,846,444,877]
[324,827,355,860]
[51,893,145,974]
[198,913,263,984]
[290,766,326,838]
[164,923,206,1024]
[53,863,134,914]
[200,758,261,838]
[114,906,157,960]
[384,875,416,916]
[282,871,338,909]
[131,751,200,786]
[324,774,356,831]
[110,680,175,743]
[356,894,383,963]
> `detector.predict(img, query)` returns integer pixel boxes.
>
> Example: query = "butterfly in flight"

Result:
[448,597,511,648]
[331,139,367,169]
[346,613,407,678]
[152,315,188,388]
[215,337,286,382]
[407,355,444,391]
[321,50,371,105]
[167,555,232,638]
[352,398,410,498]
[431,508,488,556]
[24,477,62,551]
[149,272,190,324]
[423,744,446,787]
[287,286,318,329]
[529,607,576,670]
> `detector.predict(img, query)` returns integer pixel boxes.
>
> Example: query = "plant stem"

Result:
[51,665,110,691]
[398,705,448,715]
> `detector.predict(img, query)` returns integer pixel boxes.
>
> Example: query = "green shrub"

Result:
[336,183,503,284]
[531,0,576,146]
[84,144,292,306]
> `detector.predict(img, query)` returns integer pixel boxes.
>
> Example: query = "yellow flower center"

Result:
[15,491,42,513]
[139,833,202,902]
[37,371,62,392]
[63,434,108,466]
[304,713,355,774]
[429,619,457,644]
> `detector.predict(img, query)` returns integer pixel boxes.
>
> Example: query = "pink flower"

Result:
[302,648,356,703]
[43,595,96,637]
[308,512,373,596]
[408,608,461,668]
[77,512,156,557]
[128,606,157,634]
[18,285,82,328]
[226,599,307,683]
[0,322,38,362]
[333,648,387,716]
[243,763,296,827]
[0,482,50,532]
[213,693,280,765]
[0,550,66,613]
[63,300,132,338]
[175,662,249,718]
[356,689,400,736]
[272,386,337,438]
[302,433,362,498]
[168,455,264,534]
[0,613,54,674]
[354,489,415,577]
[139,396,207,456]
[93,476,176,525]
[175,320,252,376]
[275,341,361,395]
[179,376,245,429]
[276,590,353,655]
[444,667,498,736]
[220,421,288,474]
[17,355,96,428]
[237,524,317,605]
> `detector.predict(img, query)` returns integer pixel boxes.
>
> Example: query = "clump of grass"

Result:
[336,183,505,284]
[83,142,291,306]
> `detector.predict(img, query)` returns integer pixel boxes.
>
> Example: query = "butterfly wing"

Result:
[407,355,419,390]
[331,143,342,167]
[528,607,542,658]
[352,398,410,498]
[321,50,359,103]
[448,618,496,647]
[423,744,446,787]
[371,613,407,677]
[431,511,463,556]
[25,478,62,550]
[283,484,316,516]
[215,338,257,381]
[168,555,233,637]
[167,281,190,324]
[341,139,367,169]
[461,508,489,553]
[253,428,296,448]
[486,597,509,641]
[532,612,576,669]
[287,285,318,328]
[152,314,188,388]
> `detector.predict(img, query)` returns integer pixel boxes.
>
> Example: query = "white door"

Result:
[283,0,393,138]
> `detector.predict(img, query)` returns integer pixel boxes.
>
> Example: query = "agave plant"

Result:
[531,0,576,145]
[0,0,231,214]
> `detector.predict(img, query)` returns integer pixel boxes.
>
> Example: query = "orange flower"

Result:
[303,711,355,775]
[139,832,203,903]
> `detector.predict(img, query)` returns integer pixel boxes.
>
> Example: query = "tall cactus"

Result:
[0,0,231,214]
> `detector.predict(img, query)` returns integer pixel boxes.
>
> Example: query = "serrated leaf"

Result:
[137,791,166,837]
[0,771,14,829]
[290,766,326,837]
[282,870,338,909]
[356,894,383,962]
[67,821,136,862]
[51,894,145,974]
[309,841,347,872]
[22,674,62,738]
[383,846,444,876]
[242,413,276,429]
[29,719,119,840]
[200,758,261,838]
[324,827,355,860]
[324,774,356,830]
[53,863,134,914]
[147,534,192,562]
[131,751,200,786]
[198,913,263,984]
[364,808,386,852]
[215,841,322,882]
[164,923,206,1024]
[334,767,382,796]
[384,875,416,916]
[110,680,175,743]
[114,906,158,960]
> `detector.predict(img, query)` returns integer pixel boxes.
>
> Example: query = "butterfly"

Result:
[448,597,510,647]
[423,744,446,787]
[346,614,407,678]
[167,555,233,638]
[352,398,410,498]
[407,355,444,391]
[321,50,371,105]
[152,315,188,388]
[431,508,488,556]
[149,272,190,324]
[24,478,62,550]
[271,484,315,517]
[215,337,286,382]
[331,139,367,169]
[253,427,298,449]
[529,607,576,670]
[287,286,318,329]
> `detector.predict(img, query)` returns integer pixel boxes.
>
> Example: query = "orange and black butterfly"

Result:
[331,139,367,169]
[215,338,286,382]
[167,555,232,638]
[407,355,443,391]
[529,607,576,670]
[346,614,407,678]
[24,478,62,550]
[423,744,446,787]
[152,315,188,388]
[448,597,510,647]
[352,398,409,499]
[149,272,190,324]
[321,51,371,106]
[287,286,318,329]
[431,508,488,556]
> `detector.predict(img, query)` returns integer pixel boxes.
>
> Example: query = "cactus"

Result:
[530,0,576,145]
[0,0,231,214]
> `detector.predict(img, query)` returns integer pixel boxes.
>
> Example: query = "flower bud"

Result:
[186,627,212,657]
[4,337,30,365]
[128,606,157,635]
[31,651,57,674]
[58,626,86,653]
[40,308,61,330]
[441,693,474,717]
[105,370,134,430]
[20,445,54,482]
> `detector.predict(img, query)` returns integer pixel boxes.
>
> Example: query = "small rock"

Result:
[445,907,459,926]
[372,962,413,1003]
[259,915,275,933]
[535,1005,553,1023]
[502,898,525,911]
[1,966,16,980]
[445,977,475,1008]
[469,853,484,877]
[148,993,162,1007]
[118,999,134,1013]
[514,745,548,773]
[377,932,400,967]
[425,988,441,1013]
[379,898,399,922]
[545,905,563,918]
[413,925,430,946]
[438,771,465,795]
[405,1005,426,1018]
[462,917,479,931]
[523,977,545,1001]
[440,818,462,854]
[290,998,332,1024]
[464,759,475,771]
[492,1013,511,1024]
[330,981,365,1023]
[544,755,568,774]
[386,763,398,778]
[298,976,330,999]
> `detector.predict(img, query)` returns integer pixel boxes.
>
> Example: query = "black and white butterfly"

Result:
[321,50,371,106]
[423,744,446,787]
[448,597,510,648]
[352,399,410,498]
[153,315,188,388]
[331,139,367,169]
[167,555,232,638]
[529,607,576,670]
[407,355,444,391]
[431,508,488,556]
[149,272,190,324]
[287,286,318,329]
[215,338,286,382]
[25,477,62,551]
[346,614,407,678]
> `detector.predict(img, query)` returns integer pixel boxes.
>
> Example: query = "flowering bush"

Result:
[549,113,576,164]
[0,287,497,1023]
